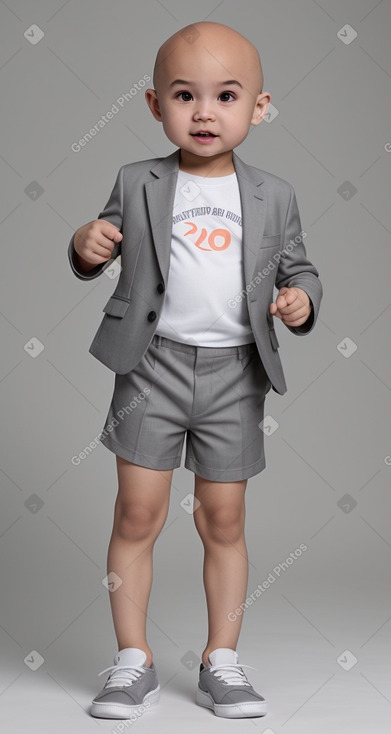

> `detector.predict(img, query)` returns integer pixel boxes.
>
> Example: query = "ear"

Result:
[251,92,271,126]
[145,89,163,121]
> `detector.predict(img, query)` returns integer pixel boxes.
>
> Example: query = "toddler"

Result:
[68,20,323,720]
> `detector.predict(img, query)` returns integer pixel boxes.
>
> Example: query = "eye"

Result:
[176,91,193,101]
[219,92,235,102]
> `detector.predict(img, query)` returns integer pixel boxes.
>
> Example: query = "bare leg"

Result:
[193,475,248,667]
[106,457,173,667]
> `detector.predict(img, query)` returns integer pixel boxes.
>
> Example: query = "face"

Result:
[145,39,270,164]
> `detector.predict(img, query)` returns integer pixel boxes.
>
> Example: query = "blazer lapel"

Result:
[145,148,267,287]
[232,151,267,285]
[145,149,181,287]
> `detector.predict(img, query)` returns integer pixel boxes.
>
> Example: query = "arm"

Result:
[67,166,124,281]
[274,185,323,335]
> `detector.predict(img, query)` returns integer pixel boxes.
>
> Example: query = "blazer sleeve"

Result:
[67,166,124,281]
[275,185,323,335]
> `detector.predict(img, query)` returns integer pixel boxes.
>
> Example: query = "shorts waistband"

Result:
[151,333,257,359]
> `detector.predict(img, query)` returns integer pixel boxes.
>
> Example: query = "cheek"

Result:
[225,116,249,135]
[222,104,252,127]
[162,106,186,129]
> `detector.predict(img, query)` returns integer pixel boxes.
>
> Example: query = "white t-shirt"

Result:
[155,169,254,346]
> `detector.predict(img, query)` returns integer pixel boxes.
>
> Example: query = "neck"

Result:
[179,149,235,177]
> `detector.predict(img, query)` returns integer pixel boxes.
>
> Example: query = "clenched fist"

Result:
[74,220,123,271]
[270,287,311,327]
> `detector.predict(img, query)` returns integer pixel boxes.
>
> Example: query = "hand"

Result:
[269,287,311,327]
[74,219,123,268]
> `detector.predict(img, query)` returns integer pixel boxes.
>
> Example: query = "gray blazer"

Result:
[68,148,322,395]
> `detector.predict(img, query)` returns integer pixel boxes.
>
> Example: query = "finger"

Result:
[292,288,310,307]
[271,307,283,320]
[279,289,297,305]
[79,252,110,266]
[276,288,298,308]
[80,234,118,263]
[87,242,115,261]
[94,232,119,254]
[281,305,309,324]
[276,296,301,314]
[276,295,288,310]
[283,315,308,327]
[98,221,123,242]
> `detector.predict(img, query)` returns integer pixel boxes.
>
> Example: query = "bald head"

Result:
[153,21,264,100]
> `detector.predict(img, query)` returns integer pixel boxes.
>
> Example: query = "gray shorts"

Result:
[100,334,272,482]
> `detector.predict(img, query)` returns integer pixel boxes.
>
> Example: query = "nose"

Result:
[193,101,216,122]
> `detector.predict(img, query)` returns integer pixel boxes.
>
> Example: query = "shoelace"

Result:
[208,662,256,686]
[98,663,146,689]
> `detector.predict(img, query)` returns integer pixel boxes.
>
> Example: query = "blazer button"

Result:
[147,311,156,322]
[157,283,165,293]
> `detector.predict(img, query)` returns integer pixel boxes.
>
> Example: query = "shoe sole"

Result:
[90,685,160,719]
[196,686,267,718]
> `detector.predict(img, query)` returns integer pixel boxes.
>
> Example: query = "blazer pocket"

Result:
[269,327,280,350]
[102,295,131,318]
[261,233,281,249]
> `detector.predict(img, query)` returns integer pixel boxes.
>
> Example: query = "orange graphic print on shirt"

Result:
[184,222,231,251]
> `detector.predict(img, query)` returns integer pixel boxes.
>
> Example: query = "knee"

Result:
[197,506,244,545]
[115,502,161,542]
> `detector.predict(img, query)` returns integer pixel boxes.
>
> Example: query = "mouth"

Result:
[190,130,218,144]
[191,131,217,139]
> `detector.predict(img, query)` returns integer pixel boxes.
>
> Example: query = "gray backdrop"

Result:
[1,1,390,732]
